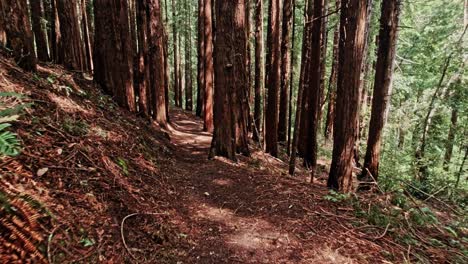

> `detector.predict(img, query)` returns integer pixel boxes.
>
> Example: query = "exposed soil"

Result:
[1,55,466,263]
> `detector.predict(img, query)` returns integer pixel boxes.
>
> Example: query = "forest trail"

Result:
[158,109,387,263]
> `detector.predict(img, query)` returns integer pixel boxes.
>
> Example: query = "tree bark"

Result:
[136,0,150,117]
[327,0,370,192]
[209,0,249,160]
[30,0,50,61]
[264,0,281,157]
[57,0,85,71]
[324,0,340,141]
[253,0,264,142]
[304,0,325,177]
[278,0,294,142]
[318,0,329,126]
[184,0,193,111]
[94,0,136,112]
[81,0,93,72]
[0,0,37,71]
[148,0,167,126]
[196,0,205,117]
[287,1,297,155]
[443,109,457,170]
[362,0,401,180]
[202,0,214,132]
[171,0,181,107]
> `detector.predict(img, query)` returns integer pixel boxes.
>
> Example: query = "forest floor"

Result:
[0,55,466,263]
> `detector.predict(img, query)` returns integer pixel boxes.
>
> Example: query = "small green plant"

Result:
[408,207,439,226]
[0,92,30,156]
[117,157,129,175]
[63,118,89,136]
[324,190,350,203]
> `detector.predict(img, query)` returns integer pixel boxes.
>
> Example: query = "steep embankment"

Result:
[0,55,466,263]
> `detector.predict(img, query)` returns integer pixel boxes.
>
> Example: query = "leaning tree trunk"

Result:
[265,0,281,157]
[57,0,85,71]
[30,0,49,61]
[253,0,264,142]
[202,0,214,132]
[209,0,249,160]
[327,0,370,192]
[93,0,136,112]
[81,0,93,72]
[362,0,401,181]
[278,0,294,142]
[0,0,37,71]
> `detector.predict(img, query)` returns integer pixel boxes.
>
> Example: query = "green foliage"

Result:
[0,92,29,157]
[62,118,89,136]
[117,157,129,176]
[324,190,350,203]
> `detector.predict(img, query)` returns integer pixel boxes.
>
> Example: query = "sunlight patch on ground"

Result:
[195,204,297,253]
[212,178,233,187]
[48,92,94,115]
[89,125,126,142]
[304,246,356,264]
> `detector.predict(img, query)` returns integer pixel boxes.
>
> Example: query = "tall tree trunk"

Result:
[136,0,150,117]
[253,0,264,142]
[362,0,401,180]
[304,0,325,177]
[49,0,61,62]
[327,0,370,192]
[0,0,37,71]
[317,0,329,126]
[81,0,93,72]
[297,0,313,156]
[184,0,193,111]
[324,0,340,141]
[278,0,294,142]
[94,0,136,112]
[443,109,458,170]
[202,0,214,132]
[171,0,180,107]
[196,0,205,117]
[148,0,167,126]
[30,0,50,61]
[287,1,297,155]
[265,0,281,157]
[209,0,249,160]
[57,0,85,71]
[246,0,253,133]
[455,145,467,190]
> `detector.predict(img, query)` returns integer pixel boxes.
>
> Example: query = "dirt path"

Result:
[162,109,386,263]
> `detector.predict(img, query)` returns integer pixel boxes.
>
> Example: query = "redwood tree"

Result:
[196,0,205,117]
[327,0,370,192]
[136,0,150,117]
[278,0,294,142]
[57,0,85,71]
[253,0,264,142]
[362,0,401,180]
[148,0,168,126]
[265,0,281,156]
[94,0,136,112]
[184,0,193,111]
[171,0,181,107]
[202,0,214,132]
[0,0,37,71]
[30,0,50,61]
[209,0,249,160]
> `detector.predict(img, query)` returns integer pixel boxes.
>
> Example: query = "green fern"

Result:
[0,123,20,156]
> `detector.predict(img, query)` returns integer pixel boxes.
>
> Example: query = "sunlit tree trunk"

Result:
[196,0,204,117]
[327,0,370,192]
[202,0,214,132]
[362,0,401,180]
[30,0,50,61]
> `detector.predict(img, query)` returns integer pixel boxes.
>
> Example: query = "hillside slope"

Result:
[0,55,466,263]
